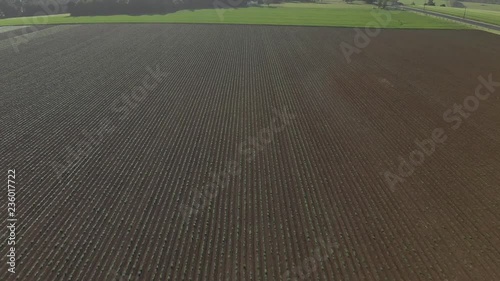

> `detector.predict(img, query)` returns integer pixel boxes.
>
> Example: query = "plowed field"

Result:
[1,25,500,281]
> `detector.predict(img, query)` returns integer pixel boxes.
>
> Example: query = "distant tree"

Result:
[377,0,389,8]
[450,0,466,7]
[0,0,22,18]
[67,1,76,13]
[69,0,247,16]
[426,0,436,5]
[263,0,272,6]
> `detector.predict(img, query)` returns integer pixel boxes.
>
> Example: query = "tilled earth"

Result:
[1,24,500,281]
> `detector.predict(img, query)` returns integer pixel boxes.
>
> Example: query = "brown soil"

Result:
[1,24,499,281]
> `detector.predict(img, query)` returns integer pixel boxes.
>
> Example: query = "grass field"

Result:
[399,0,500,26]
[0,1,468,29]
[400,0,500,11]
[424,6,500,25]
[460,1,500,11]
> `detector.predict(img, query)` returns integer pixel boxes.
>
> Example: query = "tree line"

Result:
[70,0,249,16]
[0,0,249,18]
[0,0,69,18]
[73,0,187,16]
